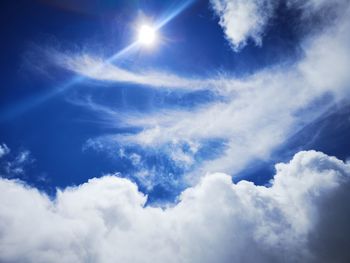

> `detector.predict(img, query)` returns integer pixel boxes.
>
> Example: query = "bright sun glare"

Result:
[138,24,157,46]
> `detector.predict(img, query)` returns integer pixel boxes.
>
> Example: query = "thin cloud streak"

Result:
[56,52,211,91]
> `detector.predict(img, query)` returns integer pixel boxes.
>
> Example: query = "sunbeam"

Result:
[0,0,196,122]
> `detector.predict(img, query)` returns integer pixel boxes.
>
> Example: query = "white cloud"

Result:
[210,0,348,50]
[1,149,34,177]
[287,0,345,13]
[0,150,349,262]
[46,0,350,187]
[0,144,10,158]
[54,52,210,91]
[78,1,350,180]
[210,0,276,50]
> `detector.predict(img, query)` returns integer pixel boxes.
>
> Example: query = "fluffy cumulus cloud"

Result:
[3,1,350,262]
[0,150,350,263]
[210,0,276,50]
[210,0,347,50]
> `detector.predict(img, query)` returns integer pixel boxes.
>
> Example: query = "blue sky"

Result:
[1,0,346,198]
[1,0,350,262]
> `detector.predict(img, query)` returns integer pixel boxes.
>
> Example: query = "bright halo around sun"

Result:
[138,24,157,46]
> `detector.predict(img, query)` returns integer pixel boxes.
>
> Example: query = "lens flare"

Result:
[138,25,157,46]
[0,0,196,121]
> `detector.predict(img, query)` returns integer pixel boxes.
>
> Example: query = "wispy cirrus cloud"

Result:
[0,145,34,178]
[47,0,350,187]
[53,52,211,91]
[71,3,349,177]
[0,144,10,159]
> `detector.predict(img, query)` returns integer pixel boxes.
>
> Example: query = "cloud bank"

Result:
[0,150,350,263]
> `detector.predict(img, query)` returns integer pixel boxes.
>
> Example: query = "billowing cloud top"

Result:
[2,1,350,262]
[1,150,350,262]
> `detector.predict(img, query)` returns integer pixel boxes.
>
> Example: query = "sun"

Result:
[138,24,157,46]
